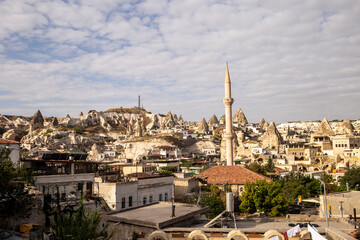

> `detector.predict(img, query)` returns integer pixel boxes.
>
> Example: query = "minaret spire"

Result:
[223,63,234,166]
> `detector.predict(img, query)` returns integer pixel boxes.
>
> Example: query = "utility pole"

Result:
[171,183,176,218]
[319,180,329,227]
[339,201,344,218]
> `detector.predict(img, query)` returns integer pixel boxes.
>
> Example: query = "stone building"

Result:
[332,135,360,156]
[260,122,283,150]
[196,166,271,195]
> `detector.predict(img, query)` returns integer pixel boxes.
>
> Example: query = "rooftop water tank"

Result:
[226,192,234,212]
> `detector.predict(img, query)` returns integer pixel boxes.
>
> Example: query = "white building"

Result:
[148,145,182,159]
[202,148,217,156]
[95,175,173,211]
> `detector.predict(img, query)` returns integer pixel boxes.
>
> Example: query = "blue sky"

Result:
[0,0,359,123]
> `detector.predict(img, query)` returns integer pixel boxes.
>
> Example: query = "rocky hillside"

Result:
[0,108,185,152]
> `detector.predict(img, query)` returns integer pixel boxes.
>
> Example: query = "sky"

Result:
[0,0,359,124]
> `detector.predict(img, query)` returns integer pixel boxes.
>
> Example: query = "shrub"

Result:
[73,127,83,134]
[55,134,64,139]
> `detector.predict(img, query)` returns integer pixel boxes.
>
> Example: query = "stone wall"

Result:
[320,192,360,218]
[138,176,173,203]
[174,178,199,201]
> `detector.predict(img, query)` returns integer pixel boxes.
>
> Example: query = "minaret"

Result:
[223,64,234,166]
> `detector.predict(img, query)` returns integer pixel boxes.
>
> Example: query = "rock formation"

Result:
[126,124,133,136]
[29,110,44,132]
[2,129,19,141]
[208,114,219,127]
[173,114,178,122]
[197,118,209,134]
[88,143,101,161]
[261,122,283,149]
[314,118,335,136]
[219,114,225,125]
[233,108,248,126]
[51,117,58,127]
[259,118,266,128]
[146,114,160,130]
[164,111,176,127]
[134,120,144,137]
[236,130,245,143]
[336,119,354,135]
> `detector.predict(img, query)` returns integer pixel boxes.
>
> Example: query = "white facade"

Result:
[252,148,269,154]
[104,151,116,158]
[202,148,217,156]
[122,165,152,175]
[95,176,173,211]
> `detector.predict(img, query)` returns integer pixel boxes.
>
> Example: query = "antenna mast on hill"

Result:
[138,95,140,109]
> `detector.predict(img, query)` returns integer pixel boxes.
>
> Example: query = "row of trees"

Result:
[200,167,360,218]
[239,173,321,217]
[1,147,112,239]
[192,173,324,218]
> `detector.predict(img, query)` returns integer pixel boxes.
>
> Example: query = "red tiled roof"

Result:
[274,167,286,173]
[156,146,175,149]
[0,139,19,144]
[148,154,163,157]
[196,166,271,184]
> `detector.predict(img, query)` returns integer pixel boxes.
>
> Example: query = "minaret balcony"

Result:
[223,98,234,104]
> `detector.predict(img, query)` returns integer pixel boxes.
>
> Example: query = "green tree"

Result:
[50,202,113,240]
[265,157,275,172]
[246,162,266,175]
[73,126,83,134]
[240,180,288,217]
[339,167,360,190]
[200,192,225,218]
[323,173,337,193]
[239,182,257,214]
[280,173,320,203]
[305,178,321,196]
[159,166,178,176]
[0,146,34,220]
[269,194,288,217]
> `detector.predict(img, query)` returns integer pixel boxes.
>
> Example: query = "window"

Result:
[122,198,126,208]
[129,196,133,207]
[143,197,147,205]
[165,193,168,201]
[159,194,162,201]
[149,195,153,203]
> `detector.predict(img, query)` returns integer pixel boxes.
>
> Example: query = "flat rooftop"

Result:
[328,191,360,199]
[105,202,209,229]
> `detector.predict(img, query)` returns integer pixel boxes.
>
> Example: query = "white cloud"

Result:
[0,0,48,40]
